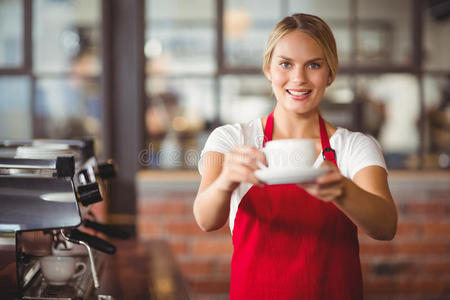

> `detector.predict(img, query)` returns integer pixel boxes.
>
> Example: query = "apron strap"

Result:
[319,114,337,166]
[263,111,337,165]
[263,111,274,147]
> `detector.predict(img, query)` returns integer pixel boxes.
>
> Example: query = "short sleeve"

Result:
[346,133,387,179]
[198,124,241,175]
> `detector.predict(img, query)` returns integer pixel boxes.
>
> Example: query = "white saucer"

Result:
[255,166,329,185]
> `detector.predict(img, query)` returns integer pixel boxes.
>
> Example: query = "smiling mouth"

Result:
[287,89,312,96]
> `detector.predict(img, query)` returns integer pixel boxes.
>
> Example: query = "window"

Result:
[145,0,450,170]
[2,0,447,170]
[0,0,103,153]
[0,0,23,68]
[356,0,413,66]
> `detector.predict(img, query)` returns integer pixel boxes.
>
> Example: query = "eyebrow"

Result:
[276,55,325,63]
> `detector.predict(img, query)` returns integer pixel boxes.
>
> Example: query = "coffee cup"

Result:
[39,255,86,286]
[262,139,315,169]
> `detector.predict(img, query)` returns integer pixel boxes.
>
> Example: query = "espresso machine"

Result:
[0,139,124,300]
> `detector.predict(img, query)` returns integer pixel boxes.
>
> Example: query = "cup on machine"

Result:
[39,255,87,286]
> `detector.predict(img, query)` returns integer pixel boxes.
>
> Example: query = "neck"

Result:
[272,106,321,139]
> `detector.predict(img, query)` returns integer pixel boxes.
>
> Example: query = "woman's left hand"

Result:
[297,160,347,202]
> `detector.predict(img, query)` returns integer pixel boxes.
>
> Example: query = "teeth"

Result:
[288,89,311,96]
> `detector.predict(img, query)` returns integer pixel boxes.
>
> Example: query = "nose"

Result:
[292,67,307,85]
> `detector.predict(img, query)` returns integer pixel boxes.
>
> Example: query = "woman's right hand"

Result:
[215,146,267,192]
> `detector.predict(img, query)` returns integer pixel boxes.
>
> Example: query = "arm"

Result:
[300,161,397,240]
[193,147,265,232]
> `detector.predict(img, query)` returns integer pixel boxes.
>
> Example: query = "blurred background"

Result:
[0,0,449,299]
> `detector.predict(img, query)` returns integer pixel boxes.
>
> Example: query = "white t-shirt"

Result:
[198,118,387,233]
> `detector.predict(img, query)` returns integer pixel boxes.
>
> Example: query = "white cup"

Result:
[263,139,316,169]
[39,256,87,286]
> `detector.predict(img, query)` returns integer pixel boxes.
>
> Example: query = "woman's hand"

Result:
[298,160,347,203]
[216,146,267,192]
[299,161,397,240]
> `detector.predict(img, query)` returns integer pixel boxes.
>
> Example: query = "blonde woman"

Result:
[194,13,397,299]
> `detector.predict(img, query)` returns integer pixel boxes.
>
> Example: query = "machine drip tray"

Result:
[21,254,105,300]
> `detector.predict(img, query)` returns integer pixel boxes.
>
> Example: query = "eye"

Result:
[280,61,291,69]
[308,62,321,69]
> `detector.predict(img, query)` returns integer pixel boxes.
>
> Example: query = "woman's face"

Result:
[265,30,331,115]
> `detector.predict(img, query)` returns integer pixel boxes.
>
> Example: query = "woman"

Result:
[193,13,397,299]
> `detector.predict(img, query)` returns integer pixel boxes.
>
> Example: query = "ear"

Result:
[327,75,332,86]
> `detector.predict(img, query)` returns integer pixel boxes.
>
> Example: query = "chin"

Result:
[281,100,317,115]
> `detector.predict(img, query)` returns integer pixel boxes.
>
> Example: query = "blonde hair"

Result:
[263,13,338,83]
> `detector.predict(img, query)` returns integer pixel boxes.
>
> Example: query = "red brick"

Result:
[423,260,450,275]
[189,278,230,294]
[405,202,450,217]
[395,278,447,293]
[364,278,395,293]
[137,220,163,237]
[139,201,188,215]
[192,239,233,256]
[167,191,197,200]
[395,241,449,255]
[423,221,450,236]
[216,223,232,234]
[396,221,423,237]
[167,240,188,255]
[360,262,372,274]
[167,221,206,236]
[217,261,231,274]
[179,261,213,276]
[359,242,394,255]
[365,278,448,294]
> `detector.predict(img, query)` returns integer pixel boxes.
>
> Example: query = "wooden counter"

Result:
[98,239,193,300]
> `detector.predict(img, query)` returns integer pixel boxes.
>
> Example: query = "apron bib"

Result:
[230,112,363,300]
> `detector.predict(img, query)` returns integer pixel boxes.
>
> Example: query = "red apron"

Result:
[230,112,363,299]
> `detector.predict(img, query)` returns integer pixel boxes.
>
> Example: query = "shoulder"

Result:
[199,119,262,174]
[332,128,386,179]
[206,119,262,148]
[210,123,242,141]
[334,128,381,150]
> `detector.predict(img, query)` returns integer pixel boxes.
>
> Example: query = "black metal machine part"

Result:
[0,138,119,299]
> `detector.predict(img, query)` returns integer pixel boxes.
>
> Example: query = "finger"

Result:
[235,146,266,164]
[316,167,342,184]
[298,183,319,196]
[316,188,344,202]
[296,182,316,189]
[316,174,345,191]
[316,182,345,201]
[231,148,266,170]
[320,160,337,169]
[299,181,344,202]
[226,152,257,170]
[229,164,264,186]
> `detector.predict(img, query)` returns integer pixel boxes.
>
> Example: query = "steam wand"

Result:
[60,229,100,289]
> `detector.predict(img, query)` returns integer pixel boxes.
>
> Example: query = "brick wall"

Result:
[360,172,450,300]
[136,171,450,300]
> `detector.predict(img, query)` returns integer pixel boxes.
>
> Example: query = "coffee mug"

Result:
[263,139,316,169]
[39,255,87,286]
